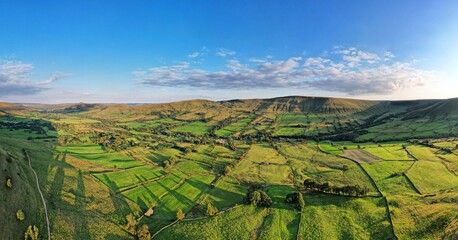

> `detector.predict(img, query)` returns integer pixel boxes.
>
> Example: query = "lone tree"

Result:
[206,202,218,216]
[24,225,39,240]
[16,209,25,221]
[176,209,185,220]
[137,224,150,240]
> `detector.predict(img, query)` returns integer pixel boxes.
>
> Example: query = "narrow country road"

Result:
[24,149,51,240]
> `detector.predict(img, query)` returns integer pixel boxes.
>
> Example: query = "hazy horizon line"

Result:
[5,94,457,105]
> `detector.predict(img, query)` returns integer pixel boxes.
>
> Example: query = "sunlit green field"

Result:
[2,98,458,239]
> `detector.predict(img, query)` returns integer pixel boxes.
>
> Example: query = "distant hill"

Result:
[75,96,458,120]
[0,102,29,115]
[402,98,458,119]
[3,96,457,121]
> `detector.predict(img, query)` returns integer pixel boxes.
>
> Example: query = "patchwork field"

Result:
[1,97,458,239]
[299,193,394,239]
[94,166,167,189]
[405,161,458,193]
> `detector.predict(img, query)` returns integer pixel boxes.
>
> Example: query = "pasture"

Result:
[300,193,394,239]
[1,98,458,239]
[94,166,167,189]
[405,161,458,193]
[171,121,211,135]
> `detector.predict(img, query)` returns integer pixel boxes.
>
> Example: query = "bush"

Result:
[16,209,25,221]
[206,202,218,216]
[6,178,12,188]
[137,224,150,240]
[176,209,185,220]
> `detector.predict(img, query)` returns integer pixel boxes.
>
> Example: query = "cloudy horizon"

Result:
[1,1,457,103]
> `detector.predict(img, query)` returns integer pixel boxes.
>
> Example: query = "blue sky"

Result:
[1,0,458,103]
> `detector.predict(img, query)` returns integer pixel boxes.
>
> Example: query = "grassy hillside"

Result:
[1,96,457,239]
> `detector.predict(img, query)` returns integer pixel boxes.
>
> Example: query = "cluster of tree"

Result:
[245,185,272,207]
[136,224,150,240]
[241,132,273,144]
[206,202,218,216]
[124,213,150,240]
[285,191,305,210]
[90,133,138,150]
[163,157,177,169]
[303,179,369,197]
[24,225,39,240]
[0,118,54,135]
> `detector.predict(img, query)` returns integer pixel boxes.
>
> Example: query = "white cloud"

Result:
[0,60,68,96]
[135,47,434,95]
[39,72,72,85]
[188,52,201,58]
[303,57,330,68]
[384,51,395,61]
[216,48,236,57]
[248,58,267,63]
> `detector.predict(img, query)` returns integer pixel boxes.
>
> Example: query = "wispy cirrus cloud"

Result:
[216,48,236,57]
[0,60,70,96]
[39,71,72,85]
[134,47,434,95]
[188,52,201,58]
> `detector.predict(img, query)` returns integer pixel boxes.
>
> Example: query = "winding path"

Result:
[24,149,51,240]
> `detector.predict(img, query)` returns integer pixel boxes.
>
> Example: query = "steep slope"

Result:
[0,141,43,238]
[20,96,458,124]
[78,96,383,118]
[403,98,458,120]
[250,96,381,114]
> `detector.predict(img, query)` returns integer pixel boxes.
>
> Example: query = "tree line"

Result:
[303,179,369,197]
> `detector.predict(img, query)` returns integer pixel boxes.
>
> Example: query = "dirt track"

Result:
[24,150,51,240]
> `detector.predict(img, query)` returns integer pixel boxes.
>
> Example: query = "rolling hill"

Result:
[1,96,457,239]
